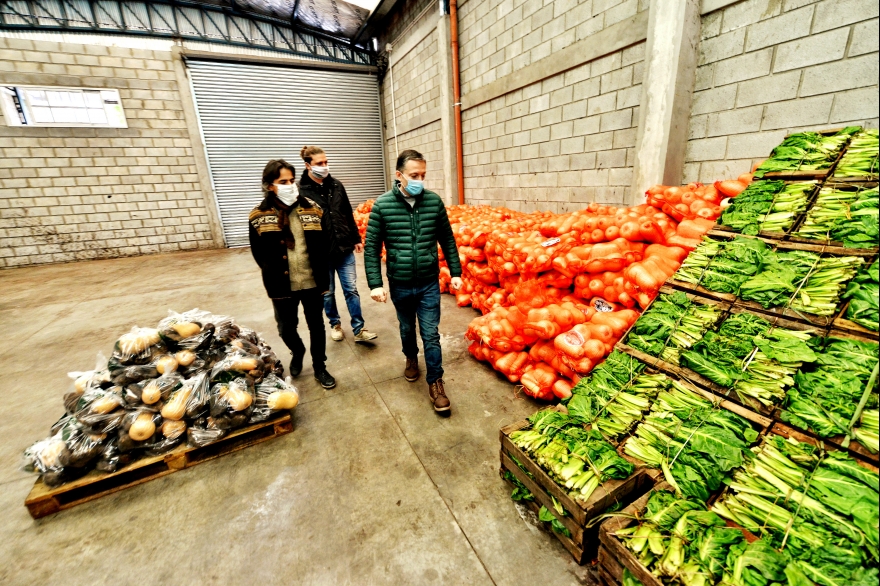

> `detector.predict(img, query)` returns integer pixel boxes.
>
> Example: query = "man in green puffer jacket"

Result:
[364,149,463,414]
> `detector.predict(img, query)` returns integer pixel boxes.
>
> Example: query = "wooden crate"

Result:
[670,233,876,329]
[598,486,665,586]
[785,181,879,249]
[499,420,656,564]
[597,545,623,586]
[712,180,821,240]
[832,309,880,342]
[771,420,879,467]
[756,127,853,181]
[25,412,293,519]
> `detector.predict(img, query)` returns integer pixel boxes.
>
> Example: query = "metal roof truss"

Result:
[0,0,375,65]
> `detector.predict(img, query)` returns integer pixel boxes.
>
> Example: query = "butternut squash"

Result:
[172,322,201,338]
[129,413,155,441]
[156,355,178,375]
[267,391,298,410]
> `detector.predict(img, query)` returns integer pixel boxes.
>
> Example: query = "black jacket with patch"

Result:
[248,193,330,299]
[297,170,361,262]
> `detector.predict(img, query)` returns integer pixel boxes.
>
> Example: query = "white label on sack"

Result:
[593,299,614,312]
[541,238,561,247]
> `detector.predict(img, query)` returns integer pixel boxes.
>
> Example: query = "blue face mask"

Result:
[403,178,424,196]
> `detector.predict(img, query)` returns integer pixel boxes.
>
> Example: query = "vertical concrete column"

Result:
[170,46,226,247]
[436,15,459,207]
[631,0,701,202]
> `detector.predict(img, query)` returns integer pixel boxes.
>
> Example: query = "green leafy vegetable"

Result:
[843,260,879,331]
[833,129,879,179]
[754,127,861,178]
[794,185,879,248]
[720,180,815,235]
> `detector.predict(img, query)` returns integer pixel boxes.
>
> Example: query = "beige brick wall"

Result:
[0,37,216,268]
[385,119,445,198]
[461,40,646,212]
[383,28,441,128]
[684,0,879,182]
[458,0,650,97]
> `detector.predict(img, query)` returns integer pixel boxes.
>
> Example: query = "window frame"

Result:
[0,85,128,129]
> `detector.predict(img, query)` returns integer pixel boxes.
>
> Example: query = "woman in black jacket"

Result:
[248,159,336,389]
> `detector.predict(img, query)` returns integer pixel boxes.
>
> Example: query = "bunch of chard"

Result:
[754,127,861,177]
[794,185,879,248]
[613,489,814,586]
[625,292,725,365]
[680,312,818,409]
[713,435,879,585]
[739,250,864,316]
[782,337,879,453]
[566,351,668,439]
[624,380,758,502]
[833,129,879,179]
[509,409,635,503]
[843,260,879,331]
[675,236,770,294]
[720,180,815,235]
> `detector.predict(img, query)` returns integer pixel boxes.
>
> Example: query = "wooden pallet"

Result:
[500,420,656,564]
[25,412,293,519]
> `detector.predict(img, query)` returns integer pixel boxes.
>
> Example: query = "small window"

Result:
[0,86,127,128]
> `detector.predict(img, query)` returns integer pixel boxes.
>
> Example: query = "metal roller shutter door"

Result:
[186,59,386,247]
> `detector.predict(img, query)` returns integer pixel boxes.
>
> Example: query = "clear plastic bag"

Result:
[250,374,299,423]
[123,373,183,408]
[23,435,72,487]
[73,387,126,433]
[210,350,264,382]
[160,372,209,421]
[109,356,161,386]
[112,327,164,364]
[187,416,226,447]
[209,377,255,429]
[95,439,134,473]
[67,353,111,395]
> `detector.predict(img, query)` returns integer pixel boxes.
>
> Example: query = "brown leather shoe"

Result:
[404,356,419,382]
[428,379,451,413]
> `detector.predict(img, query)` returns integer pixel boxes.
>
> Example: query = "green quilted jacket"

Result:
[364,184,462,289]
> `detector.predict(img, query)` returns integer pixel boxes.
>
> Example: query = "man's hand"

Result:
[354,243,364,253]
[450,277,463,291]
[370,287,387,303]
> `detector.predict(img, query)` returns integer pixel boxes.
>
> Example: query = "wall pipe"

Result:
[449,0,465,205]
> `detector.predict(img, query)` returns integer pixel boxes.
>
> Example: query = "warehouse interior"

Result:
[1,0,878,585]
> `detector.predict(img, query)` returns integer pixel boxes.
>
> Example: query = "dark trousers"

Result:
[272,288,327,372]
[389,280,443,384]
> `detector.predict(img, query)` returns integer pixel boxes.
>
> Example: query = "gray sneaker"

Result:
[353,329,378,343]
[330,324,344,341]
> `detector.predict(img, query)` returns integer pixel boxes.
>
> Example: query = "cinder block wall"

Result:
[454,0,646,211]
[684,0,880,183]
[0,37,217,268]
[383,8,446,199]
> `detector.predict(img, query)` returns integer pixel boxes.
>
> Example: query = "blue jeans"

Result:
[323,252,365,334]
[389,280,443,384]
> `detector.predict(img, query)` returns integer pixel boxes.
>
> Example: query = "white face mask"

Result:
[274,183,298,206]
[310,165,329,179]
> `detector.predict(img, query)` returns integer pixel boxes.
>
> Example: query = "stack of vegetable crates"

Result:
[597,434,879,586]
[499,419,658,564]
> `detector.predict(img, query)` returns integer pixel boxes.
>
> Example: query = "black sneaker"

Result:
[314,369,336,389]
[289,354,304,377]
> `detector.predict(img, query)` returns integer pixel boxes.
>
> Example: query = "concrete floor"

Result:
[0,248,596,586]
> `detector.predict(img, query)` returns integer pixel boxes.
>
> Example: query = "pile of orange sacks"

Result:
[441,193,723,401]
[354,176,752,401]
